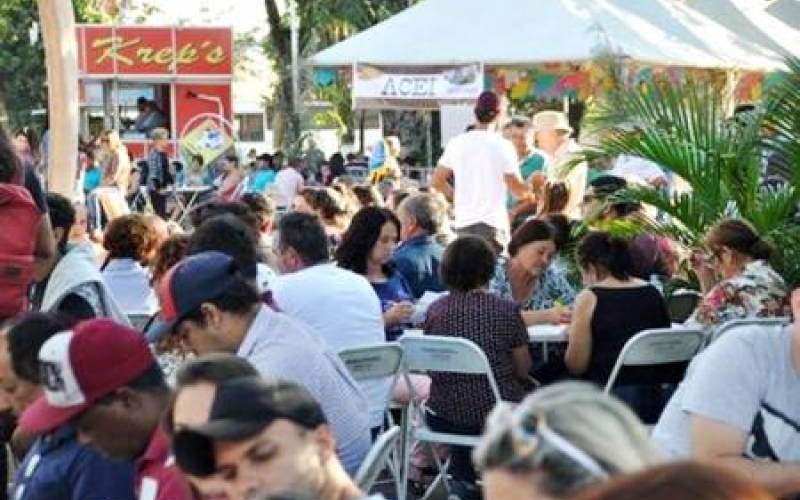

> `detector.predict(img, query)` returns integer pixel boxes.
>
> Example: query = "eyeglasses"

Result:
[508,410,609,480]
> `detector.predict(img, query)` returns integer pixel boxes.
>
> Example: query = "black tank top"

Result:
[585,284,671,384]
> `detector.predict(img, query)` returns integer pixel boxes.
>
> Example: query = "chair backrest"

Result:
[707,317,790,346]
[354,425,401,492]
[399,335,502,402]
[604,327,705,393]
[127,313,156,333]
[339,343,404,382]
[666,290,701,323]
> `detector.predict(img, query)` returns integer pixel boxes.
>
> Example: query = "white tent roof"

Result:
[311,0,782,70]
[767,0,800,33]
[687,0,800,58]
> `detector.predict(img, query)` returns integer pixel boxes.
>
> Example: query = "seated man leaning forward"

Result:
[19,319,193,500]
[152,251,371,475]
[653,289,800,499]
[172,377,385,500]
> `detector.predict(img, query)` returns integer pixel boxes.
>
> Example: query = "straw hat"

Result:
[532,110,573,134]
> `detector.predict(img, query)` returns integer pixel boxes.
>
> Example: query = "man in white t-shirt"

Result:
[270,212,389,435]
[431,91,534,251]
[653,291,800,498]
[273,161,304,209]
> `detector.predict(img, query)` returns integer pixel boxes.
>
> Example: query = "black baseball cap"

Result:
[172,377,327,477]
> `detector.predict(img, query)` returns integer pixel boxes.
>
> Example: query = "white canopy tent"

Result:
[311,0,782,70]
[767,0,800,33]
[686,0,800,59]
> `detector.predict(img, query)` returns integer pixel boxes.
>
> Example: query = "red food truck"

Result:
[76,25,235,165]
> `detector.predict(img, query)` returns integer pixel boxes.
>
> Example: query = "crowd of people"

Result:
[0,88,796,500]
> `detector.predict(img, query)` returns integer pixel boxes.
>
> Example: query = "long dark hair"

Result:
[336,207,400,276]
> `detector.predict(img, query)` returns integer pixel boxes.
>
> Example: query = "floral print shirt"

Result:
[692,260,788,327]
[489,256,576,310]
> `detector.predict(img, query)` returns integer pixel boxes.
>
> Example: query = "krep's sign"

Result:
[353,64,483,103]
[77,26,233,77]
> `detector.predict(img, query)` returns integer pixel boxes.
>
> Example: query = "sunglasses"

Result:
[508,411,609,480]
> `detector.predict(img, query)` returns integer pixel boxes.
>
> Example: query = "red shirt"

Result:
[136,427,193,500]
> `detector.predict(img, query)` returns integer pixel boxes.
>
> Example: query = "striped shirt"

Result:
[237,305,371,475]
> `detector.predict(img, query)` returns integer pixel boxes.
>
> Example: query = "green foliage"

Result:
[264,0,419,149]
[584,59,800,287]
[0,0,46,128]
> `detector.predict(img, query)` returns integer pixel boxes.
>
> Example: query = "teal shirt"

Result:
[248,169,276,193]
[83,168,102,193]
[508,151,545,208]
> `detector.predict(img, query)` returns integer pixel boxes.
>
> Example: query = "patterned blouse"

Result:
[489,256,577,310]
[424,291,529,430]
[691,260,788,327]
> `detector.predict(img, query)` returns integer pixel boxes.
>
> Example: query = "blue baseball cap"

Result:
[147,251,241,342]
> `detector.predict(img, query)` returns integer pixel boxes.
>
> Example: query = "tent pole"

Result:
[358,109,365,154]
[426,111,433,167]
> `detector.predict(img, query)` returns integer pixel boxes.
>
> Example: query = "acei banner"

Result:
[352,63,484,109]
[77,25,233,77]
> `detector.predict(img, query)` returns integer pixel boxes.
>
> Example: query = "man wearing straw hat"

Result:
[532,110,588,218]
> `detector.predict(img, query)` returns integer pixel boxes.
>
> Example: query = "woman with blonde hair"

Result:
[92,129,132,225]
[474,381,660,500]
[98,129,131,194]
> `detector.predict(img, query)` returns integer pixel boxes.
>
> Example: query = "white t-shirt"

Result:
[653,324,800,461]
[438,130,518,234]
[273,167,304,208]
[612,155,667,186]
[270,263,389,427]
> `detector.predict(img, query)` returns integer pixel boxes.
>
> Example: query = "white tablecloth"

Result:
[528,324,568,343]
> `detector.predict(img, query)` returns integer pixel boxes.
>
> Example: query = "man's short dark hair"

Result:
[180,277,261,327]
[188,215,259,280]
[7,313,77,384]
[47,192,75,254]
[277,212,330,266]
[225,155,240,166]
[440,236,496,292]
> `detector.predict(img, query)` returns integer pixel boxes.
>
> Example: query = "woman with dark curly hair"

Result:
[101,214,159,314]
[336,206,414,340]
[150,234,190,287]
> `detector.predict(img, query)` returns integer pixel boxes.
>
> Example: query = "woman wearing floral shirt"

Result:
[690,218,788,327]
[490,218,576,325]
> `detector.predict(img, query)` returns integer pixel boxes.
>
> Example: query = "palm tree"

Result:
[582,58,800,286]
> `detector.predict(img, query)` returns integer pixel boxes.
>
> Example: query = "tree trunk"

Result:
[37,0,79,196]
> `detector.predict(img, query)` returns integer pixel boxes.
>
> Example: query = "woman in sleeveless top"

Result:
[566,231,670,385]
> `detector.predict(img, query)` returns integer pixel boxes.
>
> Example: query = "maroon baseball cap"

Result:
[19,319,156,434]
[474,90,501,116]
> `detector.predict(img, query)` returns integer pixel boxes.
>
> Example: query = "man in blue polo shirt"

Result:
[0,313,136,500]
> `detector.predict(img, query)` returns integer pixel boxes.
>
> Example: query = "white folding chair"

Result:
[339,343,405,423]
[604,327,706,394]
[398,336,502,500]
[706,317,790,347]
[354,426,402,494]
[339,343,405,498]
[127,312,157,334]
